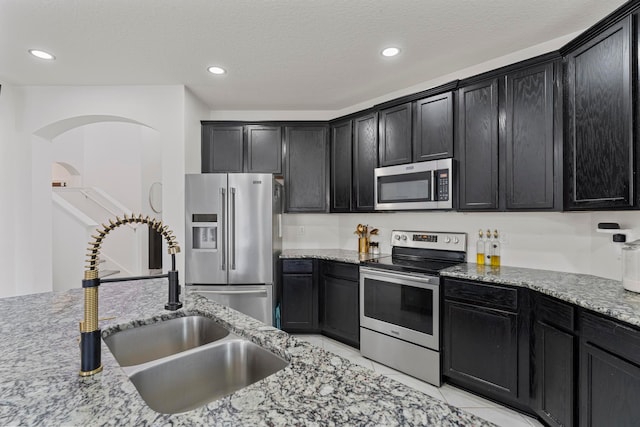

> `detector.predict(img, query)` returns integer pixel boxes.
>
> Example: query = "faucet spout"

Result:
[79,213,182,377]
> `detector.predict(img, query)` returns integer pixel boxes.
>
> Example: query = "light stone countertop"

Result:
[280,249,389,264]
[441,264,640,328]
[281,250,640,328]
[0,279,492,426]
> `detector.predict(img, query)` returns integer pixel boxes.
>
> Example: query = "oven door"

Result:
[359,267,439,350]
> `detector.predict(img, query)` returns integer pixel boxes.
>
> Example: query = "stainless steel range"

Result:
[359,230,466,386]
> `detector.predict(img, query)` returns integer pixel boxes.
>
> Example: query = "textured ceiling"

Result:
[0,0,629,111]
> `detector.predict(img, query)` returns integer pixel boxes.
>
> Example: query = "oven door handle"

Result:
[359,267,439,287]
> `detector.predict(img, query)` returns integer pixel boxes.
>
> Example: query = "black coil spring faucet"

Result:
[79,214,182,377]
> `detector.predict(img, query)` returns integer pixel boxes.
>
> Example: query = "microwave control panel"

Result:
[436,169,449,201]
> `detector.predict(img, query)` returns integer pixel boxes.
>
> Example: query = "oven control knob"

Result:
[394,235,401,240]
[401,235,407,241]
[444,236,451,243]
[453,237,459,244]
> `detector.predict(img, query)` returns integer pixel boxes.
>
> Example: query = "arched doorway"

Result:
[36,115,163,291]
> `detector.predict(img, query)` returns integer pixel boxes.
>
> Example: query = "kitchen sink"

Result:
[128,339,289,414]
[103,315,230,366]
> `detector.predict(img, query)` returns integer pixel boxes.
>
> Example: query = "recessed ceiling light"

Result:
[381,47,401,57]
[207,66,226,75]
[29,49,55,60]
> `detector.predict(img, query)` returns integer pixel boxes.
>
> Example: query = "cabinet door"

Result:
[580,342,640,427]
[444,300,518,400]
[565,17,633,209]
[330,120,353,212]
[414,92,454,161]
[321,275,359,347]
[505,63,555,210]
[457,79,499,210]
[201,125,244,173]
[281,274,317,331]
[378,103,412,166]
[285,126,329,212]
[533,321,575,427]
[353,113,378,211]
[246,125,282,173]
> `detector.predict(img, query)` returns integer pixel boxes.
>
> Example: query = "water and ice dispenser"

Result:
[191,214,217,250]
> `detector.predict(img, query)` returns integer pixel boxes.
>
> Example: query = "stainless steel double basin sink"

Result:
[103,315,289,414]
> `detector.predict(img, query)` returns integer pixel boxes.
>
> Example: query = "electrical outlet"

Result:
[298,226,305,235]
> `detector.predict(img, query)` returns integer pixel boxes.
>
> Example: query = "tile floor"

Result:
[294,334,545,427]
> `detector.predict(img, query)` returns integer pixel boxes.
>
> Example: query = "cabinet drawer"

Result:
[322,261,358,281]
[535,294,575,332]
[282,259,313,274]
[580,311,640,366]
[444,279,518,312]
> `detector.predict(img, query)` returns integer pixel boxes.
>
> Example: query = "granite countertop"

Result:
[280,249,389,264]
[0,279,491,426]
[442,264,640,328]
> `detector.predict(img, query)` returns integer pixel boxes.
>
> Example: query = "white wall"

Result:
[0,85,186,298]
[0,83,19,297]
[51,122,164,278]
[184,88,211,174]
[282,210,640,281]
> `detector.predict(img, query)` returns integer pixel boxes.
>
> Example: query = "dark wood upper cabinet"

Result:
[504,62,556,210]
[246,125,282,174]
[564,16,633,210]
[201,123,282,174]
[330,120,353,212]
[201,124,244,173]
[353,112,378,211]
[378,103,412,167]
[284,126,329,212]
[414,92,454,161]
[457,79,499,210]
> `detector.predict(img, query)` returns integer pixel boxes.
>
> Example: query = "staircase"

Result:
[52,187,148,292]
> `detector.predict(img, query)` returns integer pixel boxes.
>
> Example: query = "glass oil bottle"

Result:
[486,229,492,266]
[476,229,485,265]
[491,229,501,267]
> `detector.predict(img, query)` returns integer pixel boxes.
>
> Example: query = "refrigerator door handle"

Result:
[220,187,226,271]
[278,214,282,238]
[195,289,268,296]
[230,187,236,270]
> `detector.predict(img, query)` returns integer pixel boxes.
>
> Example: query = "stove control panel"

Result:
[390,230,466,252]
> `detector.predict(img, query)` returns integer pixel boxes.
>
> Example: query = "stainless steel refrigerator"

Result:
[185,173,282,325]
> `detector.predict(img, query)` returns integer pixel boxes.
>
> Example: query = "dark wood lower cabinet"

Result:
[280,259,359,346]
[320,261,359,347]
[281,260,318,332]
[579,311,640,427]
[281,274,318,332]
[531,294,576,427]
[580,342,640,427]
[533,321,575,427]
[444,300,519,401]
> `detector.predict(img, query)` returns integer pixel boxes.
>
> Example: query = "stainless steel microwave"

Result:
[374,159,453,210]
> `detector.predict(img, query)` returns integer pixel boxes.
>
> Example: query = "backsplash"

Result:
[283,211,640,281]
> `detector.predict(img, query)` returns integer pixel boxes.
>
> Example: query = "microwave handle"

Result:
[432,170,438,202]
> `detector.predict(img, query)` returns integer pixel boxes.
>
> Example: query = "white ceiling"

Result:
[0,0,629,111]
